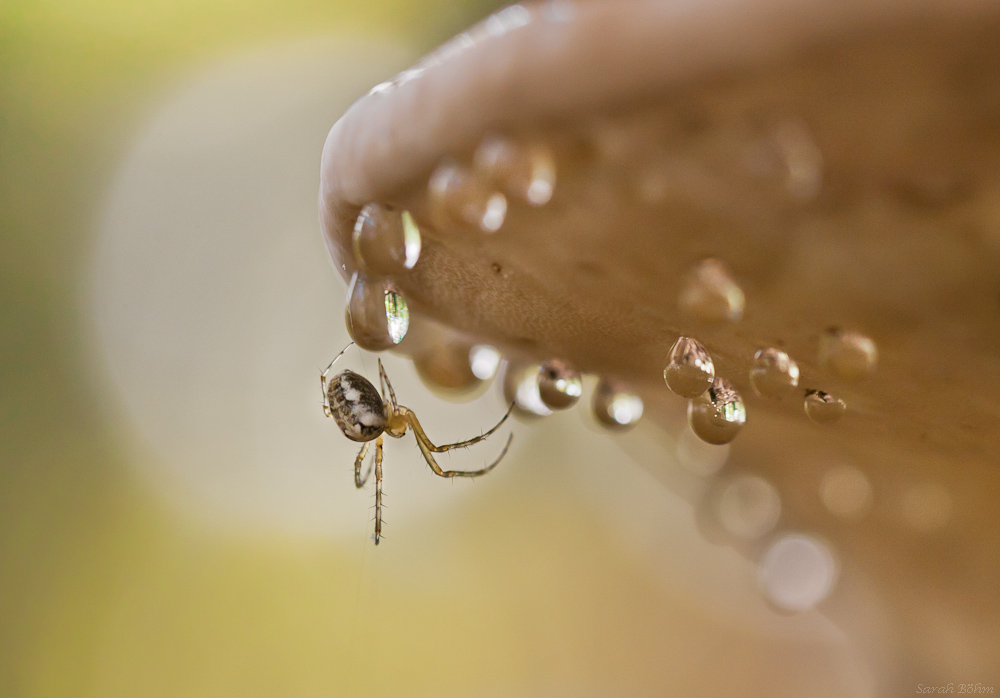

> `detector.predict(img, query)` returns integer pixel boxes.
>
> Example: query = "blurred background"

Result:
[0,0,955,695]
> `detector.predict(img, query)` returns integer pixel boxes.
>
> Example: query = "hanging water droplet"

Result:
[469,345,501,380]
[351,203,422,276]
[818,328,877,382]
[679,258,745,323]
[687,377,746,445]
[804,390,845,424]
[537,359,582,409]
[344,273,409,351]
[413,340,482,395]
[664,336,715,398]
[749,347,800,399]
[474,135,556,206]
[429,161,507,232]
[592,378,643,430]
[500,362,552,418]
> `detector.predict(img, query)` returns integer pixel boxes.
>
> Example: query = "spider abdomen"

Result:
[327,370,387,442]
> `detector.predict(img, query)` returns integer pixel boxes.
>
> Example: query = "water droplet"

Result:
[344,273,409,351]
[664,336,715,398]
[537,359,582,409]
[541,0,576,22]
[687,378,746,445]
[500,362,552,418]
[758,534,838,612]
[413,340,482,394]
[469,345,501,380]
[818,328,877,382]
[592,378,643,430]
[679,258,745,323]
[772,120,823,201]
[474,135,555,206]
[819,465,873,520]
[804,390,845,424]
[429,161,507,232]
[352,203,422,276]
[749,347,800,399]
[717,475,781,540]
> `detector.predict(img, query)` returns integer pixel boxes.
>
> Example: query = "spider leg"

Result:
[354,441,372,488]
[373,435,384,545]
[401,402,515,453]
[321,341,355,417]
[413,429,514,478]
[378,358,398,410]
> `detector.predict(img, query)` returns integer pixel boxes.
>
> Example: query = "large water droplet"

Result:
[804,390,845,424]
[474,135,556,206]
[351,203,421,276]
[592,378,643,430]
[679,258,745,323]
[758,534,838,612]
[687,377,746,445]
[818,328,877,382]
[749,347,800,399]
[664,336,715,398]
[344,273,409,351]
[717,475,781,540]
[429,161,507,232]
[537,359,582,409]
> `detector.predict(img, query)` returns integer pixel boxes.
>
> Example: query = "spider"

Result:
[321,344,514,544]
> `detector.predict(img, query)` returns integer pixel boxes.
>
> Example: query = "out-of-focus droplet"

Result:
[592,378,643,430]
[413,341,481,395]
[758,534,838,612]
[541,0,576,22]
[351,203,421,276]
[345,273,409,351]
[537,359,582,409]
[664,336,715,398]
[819,465,873,520]
[818,328,877,382]
[804,390,845,424]
[749,347,800,399]
[901,482,952,533]
[772,120,823,201]
[687,378,746,445]
[429,161,507,232]
[474,135,556,206]
[718,475,781,540]
[500,362,552,418]
[676,428,729,476]
[679,258,745,323]
[469,345,501,381]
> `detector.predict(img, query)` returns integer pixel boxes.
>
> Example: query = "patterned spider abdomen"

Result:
[327,370,387,442]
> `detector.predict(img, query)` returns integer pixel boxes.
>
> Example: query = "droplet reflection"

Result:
[469,345,501,381]
[429,161,507,232]
[758,534,838,612]
[351,203,421,276]
[500,362,552,418]
[718,475,781,540]
[819,465,873,520]
[474,135,556,206]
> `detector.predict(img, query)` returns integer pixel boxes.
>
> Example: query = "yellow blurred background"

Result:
[0,1,894,696]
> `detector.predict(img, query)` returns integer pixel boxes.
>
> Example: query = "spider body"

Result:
[321,344,514,544]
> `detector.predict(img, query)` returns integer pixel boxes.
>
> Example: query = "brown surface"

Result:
[320,0,1000,687]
